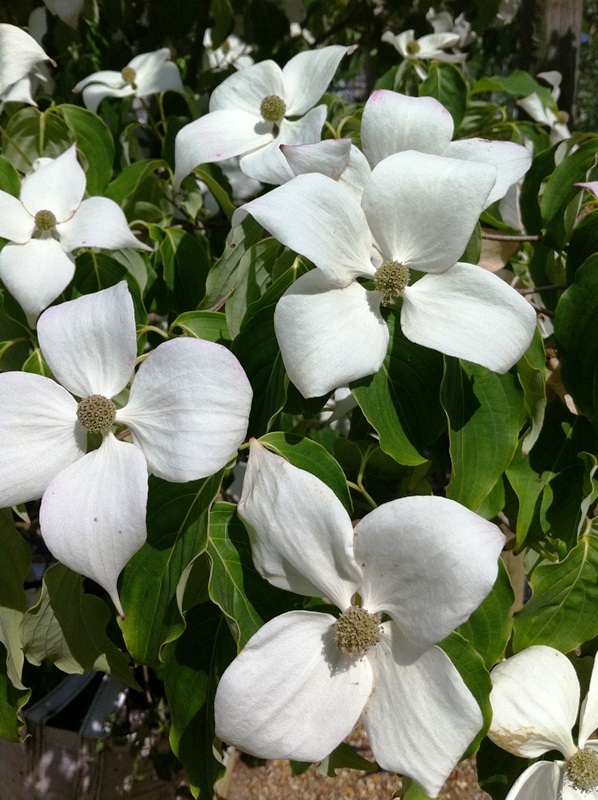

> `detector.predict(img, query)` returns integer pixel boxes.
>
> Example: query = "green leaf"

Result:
[169,311,231,343]
[105,159,169,205]
[58,104,115,195]
[21,346,52,376]
[1,107,71,172]
[352,308,445,467]
[513,528,598,652]
[258,432,353,513]
[567,208,598,281]
[316,742,377,776]
[0,292,30,371]
[472,70,550,99]
[0,156,21,196]
[476,736,529,800]
[195,163,236,221]
[555,256,598,424]
[441,359,525,510]
[0,644,30,742]
[209,0,235,46]
[159,227,210,311]
[163,602,236,799]
[455,560,514,669]
[20,564,137,687]
[119,472,224,667]
[0,510,30,688]
[419,63,467,129]
[519,146,558,235]
[517,328,546,455]
[199,215,264,310]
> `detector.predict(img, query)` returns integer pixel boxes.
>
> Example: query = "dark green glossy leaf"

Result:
[169,311,231,343]
[567,208,598,281]
[517,328,546,455]
[106,159,169,205]
[0,510,30,687]
[1,107,71,172]
[159,227,210,311]
[59,104,115,195]
[0,644,30,742]
[0,156,20,196]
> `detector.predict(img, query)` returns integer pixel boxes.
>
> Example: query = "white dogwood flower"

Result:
[0,143,151,325]
[235,151,537,397]
[0,23,52,110]
[215,440,505,797]
[517,73,571,145]
[0,282,253,615]
[174,45,352,187]
[73,48,184,113]
[489,646,598,799]
[382,28,467,79]
[203,28,254,71]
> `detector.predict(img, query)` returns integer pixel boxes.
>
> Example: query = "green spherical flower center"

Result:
[557,109,570,125]
[566,748,598,793]
[77,394,117,434]
[260,94,286,123]
[373,260,410,305]
[121,66,137,87]
[334,605,381,660]
[34,209,57,231]
[406,40,421,55]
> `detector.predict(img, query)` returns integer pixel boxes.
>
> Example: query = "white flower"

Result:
[425,7,475,48]
[381,28,467,79]
[518,71,571,144]
[0,282,253,615]
[0,23,52,110]
[0,144,151,325]
[489,646,598,799]
[174,45,352,188]
[283,91,532,209]
[203,29,254,72]
[73,48,184,113]
[215,440,505,797]
[43,0,84,27]
[234,150,537,398]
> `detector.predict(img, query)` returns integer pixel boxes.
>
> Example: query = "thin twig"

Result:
[519,283,567,294]
[529,301,555,318]
[481,231,542,241]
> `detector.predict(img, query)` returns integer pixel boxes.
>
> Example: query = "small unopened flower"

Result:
[73,48,184,113]
[489,646,598,799]
[174,45,353,187]
[215,441,505,797]
[382,28,467,79]
[0,23,53,110]
[0,144,151,325]
[0,282,253,615]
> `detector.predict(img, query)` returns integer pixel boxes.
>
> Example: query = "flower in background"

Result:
[0,144,151,325]
[174,45,353,187]
[73,48,184,113]
[426,7,475,48]
[203,28,254,71]
[29,0,84,38]
[0,23,53,110]
[215,441,505,797]
[489,646,598,799]
[0,283,253,616]
[381,28,467,79]
[517,71,571,144]
[235,151,537,398]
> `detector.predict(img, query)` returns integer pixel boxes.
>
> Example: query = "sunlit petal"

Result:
[20,144,85,221]
[210,59,283,114]
[57,196,150,252]
[0,190,35,242]
[282,45,349,116]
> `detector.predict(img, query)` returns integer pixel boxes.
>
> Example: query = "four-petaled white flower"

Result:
[203,28,254,72]
[235,149,537,398]
[381,28,467,80]
[215,440,505,797]
[0,23,52,110]
[283,90,532,209]
[73,48,184,113]
[489,646,598,799]
[0,143,151,325]
[174,45,352,188]
[0,282,253,616]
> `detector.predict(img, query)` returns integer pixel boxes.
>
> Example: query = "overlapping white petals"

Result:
[354,495,505,647]
[503,761,562,800]
[120,337,253,481]
[274,271,388,397]
[20,145,85,219]
[0,23,51,101]
[401,263,537,373]
[489,647,579,759]
[215,611,373,761]
[37,282,137,398]
[363,625,483,797]
[40,434,148,617]
[363,151,495,271]
[282,139,371,200]
[0,373,85,507]
[238,440,361,609]
[578,653,598,747]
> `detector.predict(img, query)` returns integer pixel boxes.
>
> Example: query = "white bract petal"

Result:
[504,761,562,800]
[20,144,85,220]
[119,337,252,481]
[238,440,361,609]
[57,196,152,252]
[40,434,148,617]
[215,611,373,760]
[174,45,351,187]
[354,495,505,647]
[0,372,85,507]
[401,263,537,372]
[274,270,388,398]
[489,646,579,759]
[363,624,483,797]
[0,23,51,103]
[37,282,137,398]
